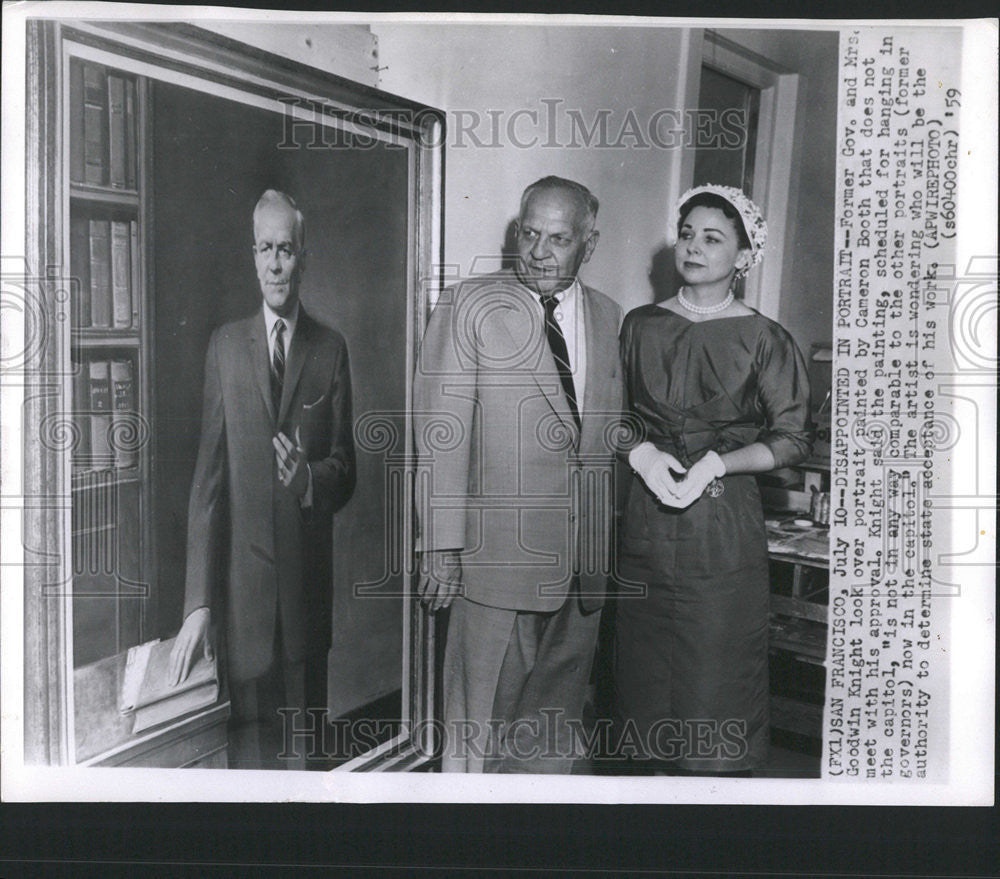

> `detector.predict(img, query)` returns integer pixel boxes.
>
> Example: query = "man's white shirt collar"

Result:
[524,277,582,307]
[263,300,299,354]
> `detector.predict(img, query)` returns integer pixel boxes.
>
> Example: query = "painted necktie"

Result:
[271,318,286,413]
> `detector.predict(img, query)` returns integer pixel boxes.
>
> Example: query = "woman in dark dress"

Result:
[615,185,814,774]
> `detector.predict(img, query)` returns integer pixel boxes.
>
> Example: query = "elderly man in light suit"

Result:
[169,189,356,769]
[414,176,624,772]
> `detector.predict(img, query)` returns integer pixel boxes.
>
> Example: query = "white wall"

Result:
[372,23,694,314]
[195,20,379,87]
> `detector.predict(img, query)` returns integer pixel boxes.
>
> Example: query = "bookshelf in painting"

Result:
[69,57,151,669]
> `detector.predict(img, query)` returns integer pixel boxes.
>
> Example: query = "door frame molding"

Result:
[686,30,801,319]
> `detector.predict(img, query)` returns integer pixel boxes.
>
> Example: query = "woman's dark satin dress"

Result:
[615,304,814,772]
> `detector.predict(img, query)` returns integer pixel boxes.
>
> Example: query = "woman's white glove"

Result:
[629,442,687,504]
[671,450,727,508]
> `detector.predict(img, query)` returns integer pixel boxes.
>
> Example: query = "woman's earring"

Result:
[734,250,751,281]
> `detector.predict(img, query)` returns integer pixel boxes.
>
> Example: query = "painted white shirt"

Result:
[262,299,299,367]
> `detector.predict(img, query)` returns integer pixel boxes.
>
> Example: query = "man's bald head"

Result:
[519,176,599,235]
[253,189,306,251]
[252,190,307,316]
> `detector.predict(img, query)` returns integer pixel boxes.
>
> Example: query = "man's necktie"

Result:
[271,318,286,412]
[541,295,580,430]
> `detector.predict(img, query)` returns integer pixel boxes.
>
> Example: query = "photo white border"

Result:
[2,2,995,805]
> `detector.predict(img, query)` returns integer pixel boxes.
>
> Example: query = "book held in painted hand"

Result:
[120,636,219,734]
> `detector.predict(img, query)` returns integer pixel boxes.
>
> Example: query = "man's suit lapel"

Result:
[250,311,277,425]
[579,284,617,453]
[278,310,311,429]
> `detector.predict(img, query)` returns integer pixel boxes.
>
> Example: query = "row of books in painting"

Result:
[71,61,138,190]
[71,217,140,329]
[72,357,139,471]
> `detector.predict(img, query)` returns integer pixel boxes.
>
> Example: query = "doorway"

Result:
[690,31,800,316]
[693,65,761,197]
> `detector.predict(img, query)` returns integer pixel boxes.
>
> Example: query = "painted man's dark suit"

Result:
[183,306,355,753]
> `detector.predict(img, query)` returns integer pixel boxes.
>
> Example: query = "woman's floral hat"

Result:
[670,183,768,271]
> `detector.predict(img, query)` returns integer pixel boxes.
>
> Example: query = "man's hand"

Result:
[168,607,213,686]
[629,442,687,503]
[274,426,309,497]
[416,550,463,612]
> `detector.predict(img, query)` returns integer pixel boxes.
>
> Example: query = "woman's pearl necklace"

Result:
[676,286,734,315]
